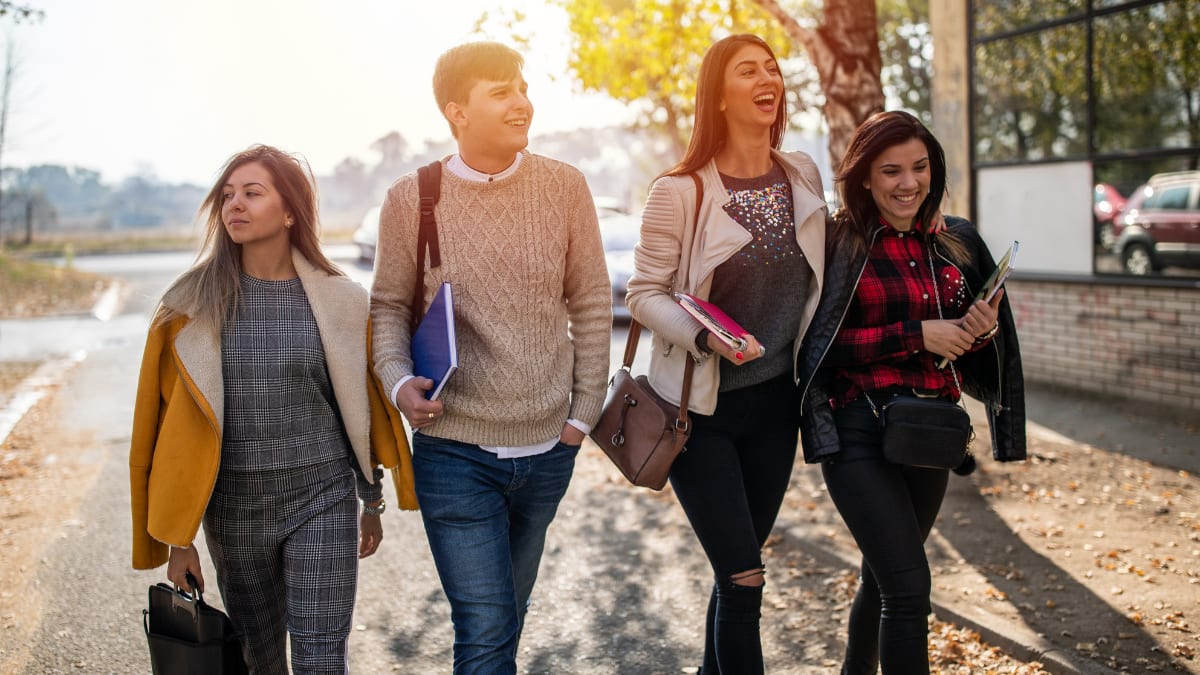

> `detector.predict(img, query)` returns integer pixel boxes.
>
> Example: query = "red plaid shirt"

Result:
[827,221,977,406]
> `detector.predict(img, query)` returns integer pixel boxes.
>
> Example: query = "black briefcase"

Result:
[143,573,247,675]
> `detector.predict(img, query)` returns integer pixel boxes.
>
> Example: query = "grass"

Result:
[2,231,199,258]
[0,251,109,319]
[0,221,359,320]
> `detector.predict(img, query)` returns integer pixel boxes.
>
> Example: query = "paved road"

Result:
[7,248,1195,673]
[0,247,651,674]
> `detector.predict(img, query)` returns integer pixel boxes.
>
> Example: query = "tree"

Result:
[371,131,410,175]
[876,0,932,123]
[557,0,792,159]
[751,0,884,165]
[0,3,41,243]
[0,38,15,239]
[550,0,895,167]
[0,2,41,22]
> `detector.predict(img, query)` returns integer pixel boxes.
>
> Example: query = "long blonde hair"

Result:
[153,145,341,330]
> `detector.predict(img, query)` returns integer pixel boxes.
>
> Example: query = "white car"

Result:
[598,210,640,322]
[353,205,381,262]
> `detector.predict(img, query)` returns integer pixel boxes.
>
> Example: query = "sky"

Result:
[1,0,634,186]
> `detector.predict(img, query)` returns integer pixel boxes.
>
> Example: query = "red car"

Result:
[1093,183,1126,251]
[1111,172,1200,275]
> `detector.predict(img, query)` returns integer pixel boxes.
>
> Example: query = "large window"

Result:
[974,0,1083,35]
[973,24,1087,163]
[971,0,1200,280]
[1094,3,1199,154]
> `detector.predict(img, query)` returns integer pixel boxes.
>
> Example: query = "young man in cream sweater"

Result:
[369,41,611,674]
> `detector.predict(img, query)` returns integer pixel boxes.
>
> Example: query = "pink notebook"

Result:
[673,292,749,351]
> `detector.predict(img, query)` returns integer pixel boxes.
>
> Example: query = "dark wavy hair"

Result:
[832,110,967,263]
[663,33,788,179]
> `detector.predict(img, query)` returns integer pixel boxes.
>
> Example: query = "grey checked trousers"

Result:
[204,462,359,675]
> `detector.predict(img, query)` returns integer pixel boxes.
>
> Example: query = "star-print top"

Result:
[824,219,983,406]
[708,161,813,392]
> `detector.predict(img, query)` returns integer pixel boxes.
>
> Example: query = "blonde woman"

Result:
[129,145,415,674]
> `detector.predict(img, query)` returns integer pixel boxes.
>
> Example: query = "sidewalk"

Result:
[1,306,1196,672]
[778,381,1199,674]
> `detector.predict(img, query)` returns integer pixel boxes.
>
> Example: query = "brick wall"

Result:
[1008,279,1200,411]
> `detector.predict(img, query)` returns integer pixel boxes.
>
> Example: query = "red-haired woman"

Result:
[626,34,828,673]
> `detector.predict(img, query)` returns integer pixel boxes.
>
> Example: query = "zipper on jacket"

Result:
[799,225,882,403]
[932,241,1005,412]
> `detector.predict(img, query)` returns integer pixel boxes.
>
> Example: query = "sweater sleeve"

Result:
[369,175,421,404]
[561,171,613,427]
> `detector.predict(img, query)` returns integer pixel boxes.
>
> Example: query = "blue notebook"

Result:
[411,282,458,400]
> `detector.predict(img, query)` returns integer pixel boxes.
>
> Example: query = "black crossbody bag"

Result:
[865,239,975,470]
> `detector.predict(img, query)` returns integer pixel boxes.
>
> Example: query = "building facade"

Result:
[931,0,1200,411]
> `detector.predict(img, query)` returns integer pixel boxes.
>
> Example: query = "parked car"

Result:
[353,205,381,262]
[598,209,640,323]
[1093,183,1126,251]
[1111,171,1200,275]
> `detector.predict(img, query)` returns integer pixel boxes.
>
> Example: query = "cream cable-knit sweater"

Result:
[370,152,612,447]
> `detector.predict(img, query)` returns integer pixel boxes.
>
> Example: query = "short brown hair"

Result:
[432,42,524,138]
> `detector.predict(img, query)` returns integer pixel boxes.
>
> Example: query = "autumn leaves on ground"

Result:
[1,250,1197,672]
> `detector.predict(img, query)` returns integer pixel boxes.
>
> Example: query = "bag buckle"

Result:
[611,394,639,447]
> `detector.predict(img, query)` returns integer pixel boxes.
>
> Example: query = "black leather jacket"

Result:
[796,216,1026,464]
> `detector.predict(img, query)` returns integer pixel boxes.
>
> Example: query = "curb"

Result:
[781,524,1122,675]
[0,350,87,447]
[91,280,124,321]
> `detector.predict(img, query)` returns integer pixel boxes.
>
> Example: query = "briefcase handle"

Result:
[143,572,203,637]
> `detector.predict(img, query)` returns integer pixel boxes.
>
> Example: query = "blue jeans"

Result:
[412,434,579,675]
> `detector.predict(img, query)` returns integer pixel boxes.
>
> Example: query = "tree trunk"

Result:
[0,41,14,244]
[23,196,31,245]
[752,0,885,169]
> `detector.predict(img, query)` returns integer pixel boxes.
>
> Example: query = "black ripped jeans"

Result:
[668,371,801,675]
[821,398,949,675]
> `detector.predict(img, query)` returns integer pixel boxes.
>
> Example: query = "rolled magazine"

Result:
[672,292,749,352]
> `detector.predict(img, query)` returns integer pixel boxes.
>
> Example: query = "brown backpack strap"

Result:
[619,171,704,420]
[412,160,443,330]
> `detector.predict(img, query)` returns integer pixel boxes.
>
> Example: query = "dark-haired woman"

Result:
[625,34,828,673]
[129,145,416,674]
[796,111,1026,673]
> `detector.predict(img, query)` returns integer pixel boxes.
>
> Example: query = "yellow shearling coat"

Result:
[129,249,416,570]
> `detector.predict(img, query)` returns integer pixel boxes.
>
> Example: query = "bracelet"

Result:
[974,323,1000,344]
[361,498,386,516]
[694,330,713,355]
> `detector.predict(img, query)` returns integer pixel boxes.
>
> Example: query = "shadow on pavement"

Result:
[933,473,1162,673]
